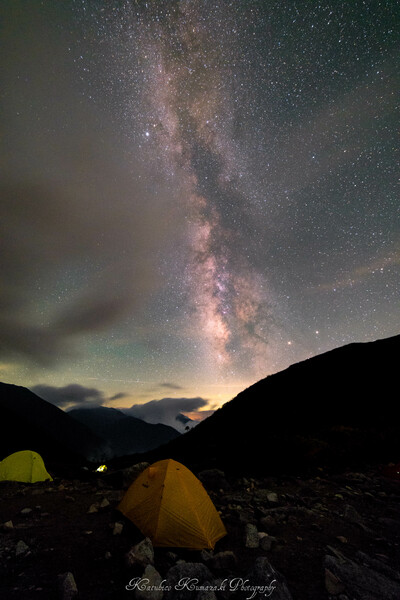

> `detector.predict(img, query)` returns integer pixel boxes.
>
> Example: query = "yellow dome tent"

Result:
[118,459,227,549]
[0,450,53,483]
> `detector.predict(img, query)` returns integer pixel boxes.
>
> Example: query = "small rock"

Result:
[105,551,112,560]
[208,551,237,571]
[336,536,348,544]
[59,572,78,600]
[325,554,400,599]
[20,508,32,515]
[15,540,30,556]
[126,537,154,568]
[197,591,217,600]
[100,498,110,508]
[87,503,98,514]
[260,536,274,551]
[133,564,164,600]
[166,551,178,563]
[164,563,213,600]
[65,496,75,502]
[267,492,279,504]
[344,504,362,522]
[3,520,14,531]
[259,515,279,534]
[325,568,345,595]
[247,557,293,599]
[113,522,124,535]
[245,523,259,548]
[200,549,213,562]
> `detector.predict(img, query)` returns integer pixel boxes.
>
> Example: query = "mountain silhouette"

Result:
[0,382,107,466]
[68,406,180,457]
[139,334,400,475]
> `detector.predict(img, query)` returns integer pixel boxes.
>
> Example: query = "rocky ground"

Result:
[0,463,399,600]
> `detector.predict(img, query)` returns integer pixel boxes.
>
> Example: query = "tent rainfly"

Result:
[118,458,227,549]
[0,450,53,483]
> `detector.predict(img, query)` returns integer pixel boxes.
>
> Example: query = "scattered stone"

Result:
[259,515,279,534]
[100,498,110,508]
[355,551,400,583]
[267,492,279,504]
[166,551,178,563]
[208,551,237,571]
[133,564,164,600]
[260,536,274,551]
[253,488,273,502]
[247,556,293,599]
[325,554,400,600]
[164,563,213,600]
[113,522,123,535]
[105,551,112,560]
[343,504,373,533]
[245,523,259,548]
[3,520,14,531]
[325,568,345,595]
[336,536,348,544]
[15,540,30,556]
[65,496,75,502]
[87,503,98,514]
[378,517,400,536]
[237,509,256,525]
[126,537,154,568]
[59,572,78,600]
[20,508,32,515]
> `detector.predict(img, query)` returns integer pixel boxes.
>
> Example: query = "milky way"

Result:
[0,1,398,410]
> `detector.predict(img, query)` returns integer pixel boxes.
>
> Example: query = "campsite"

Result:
[1,1,398,597]
[1,335,400,599]
[1,458,400,599]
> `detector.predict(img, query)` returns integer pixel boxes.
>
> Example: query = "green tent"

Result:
[0,450,52,483]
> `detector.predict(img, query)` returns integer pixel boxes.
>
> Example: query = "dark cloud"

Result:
[160,382,183,390]
[31,383,106,408]
[109,392,128,401]
[124,397,209,432]
[0,5,184,366]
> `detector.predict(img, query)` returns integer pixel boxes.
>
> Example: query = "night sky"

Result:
[1,1,398,421]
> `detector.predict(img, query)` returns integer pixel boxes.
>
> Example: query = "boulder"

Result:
[134,565,164,600]
[126,537,154,568]
[325,554,400,600]
[245,523,259,548]
[15,540,30,557]
[208,551,237,571]
[246,557,293,599]
[59,572,78,600]
[164,562,213,600]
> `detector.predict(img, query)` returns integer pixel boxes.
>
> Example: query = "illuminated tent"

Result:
[0,450,53,483]
[118,458,227,549]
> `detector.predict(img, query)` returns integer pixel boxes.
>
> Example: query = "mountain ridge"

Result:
[67,406,180,457]
[134,334,400,475]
